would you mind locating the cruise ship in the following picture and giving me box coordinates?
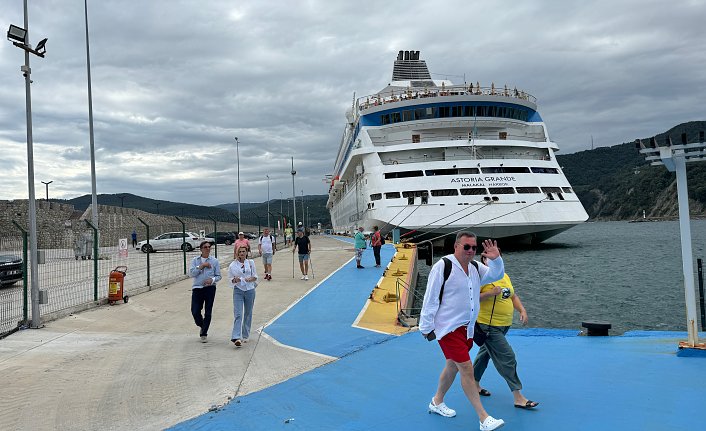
[327,51,589,246]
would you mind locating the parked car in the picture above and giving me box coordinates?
[0,255,23,287]
[136,231,215,253]
[243,232,258,240]
[206,231,236,245]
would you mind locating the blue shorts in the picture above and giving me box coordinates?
[298,253,310,262]
[262,253,273,265]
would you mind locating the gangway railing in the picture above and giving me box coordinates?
[395,276,424,327]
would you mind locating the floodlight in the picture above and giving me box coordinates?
[35,38,47,56]
[7,24,26,44]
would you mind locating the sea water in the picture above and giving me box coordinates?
[415,220,706,334]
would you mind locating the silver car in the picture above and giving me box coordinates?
[136,231,215,253]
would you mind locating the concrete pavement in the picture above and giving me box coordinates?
[0,235,354,431]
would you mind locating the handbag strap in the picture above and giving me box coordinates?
[488,283,497,326]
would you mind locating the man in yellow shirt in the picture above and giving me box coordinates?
[473,254,539,410]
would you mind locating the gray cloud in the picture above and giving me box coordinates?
[1,0,705,205]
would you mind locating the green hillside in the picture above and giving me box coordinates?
[61,193,330,228]
[558,121,706,220]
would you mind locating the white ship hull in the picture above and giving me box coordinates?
[327,51,588,245]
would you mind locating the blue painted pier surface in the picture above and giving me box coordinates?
[265,242,398,357]
[172,240,706,431]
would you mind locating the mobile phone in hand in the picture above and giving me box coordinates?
[425,330,436,341]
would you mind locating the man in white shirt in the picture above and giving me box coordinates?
[419,232,506,431]
[258,227,276,280]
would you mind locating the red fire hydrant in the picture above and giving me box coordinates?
[108,266,128,304]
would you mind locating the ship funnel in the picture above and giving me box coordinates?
[392,50,430,81]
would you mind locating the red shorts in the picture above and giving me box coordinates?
[438,325,473,363]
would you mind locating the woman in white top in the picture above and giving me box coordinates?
[228,246,258,347]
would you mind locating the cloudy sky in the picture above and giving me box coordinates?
[1,0,704,206]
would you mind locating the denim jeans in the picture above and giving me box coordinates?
[232,288,256,340]
[191,285,216,336]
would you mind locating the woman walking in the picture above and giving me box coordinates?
[228,246,258,347]
[474,253,539,409]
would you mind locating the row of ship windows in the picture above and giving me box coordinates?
[384,166,558,179]
[380,105,530,125]
[370,186,572,200]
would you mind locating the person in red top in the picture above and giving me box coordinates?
[233,232,250,258]
[371,225,383,268]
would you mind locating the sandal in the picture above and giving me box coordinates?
[479,388,491,397]
[514,400,539,409]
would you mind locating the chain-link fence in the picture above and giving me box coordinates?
[0,202,278,338]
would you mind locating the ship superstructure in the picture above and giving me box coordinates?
[327,50,588,245]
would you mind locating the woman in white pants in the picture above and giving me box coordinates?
[228,246,258,347]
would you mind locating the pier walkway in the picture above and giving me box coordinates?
[1,235,705,430]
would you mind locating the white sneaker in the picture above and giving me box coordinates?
[428,398,456,418]
[304,275,309,280]
[479,415,504,431]
[200,336,207,343]
[301,275,306,280]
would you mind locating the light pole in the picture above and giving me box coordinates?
[41,180,52,201]
[235,137,241,233]
[638,135,706,348]
[301,189,305,227]
[266,174,270,231]
[7,6,48,329]
[291,157,297,228]
[279,191,283,231]
[119,194,125,207]
[84,0,98,228]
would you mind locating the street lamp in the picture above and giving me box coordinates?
[155,202,160,214]
[301,189,305,227]
[41,180,52,201]
[7,4,48,329]
[291,157,297,228]
[266,174,270,231]
[235,137,241,233]
[84,0,98,229]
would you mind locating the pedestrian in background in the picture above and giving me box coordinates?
[293,229,311,280]
[189,241,221,343]
[233,232,250,258]
[131,230,137,248]
[258,227,276,281]
[354,226,367,268]
[371,225,382,268]
[228,246,258,347]
[285,224,294,246]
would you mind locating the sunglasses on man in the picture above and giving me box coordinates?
[462,244,477,251]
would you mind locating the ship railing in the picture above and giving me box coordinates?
[357,85,536,111]
[396,276,423,327]
[380,152,548,166]
[370,132,547,147]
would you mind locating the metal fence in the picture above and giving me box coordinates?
[0,216,260,338]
